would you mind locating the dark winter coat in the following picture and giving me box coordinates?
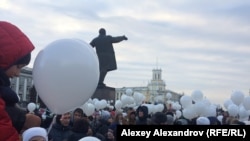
[48,123,71,141]
[135,105,149,125]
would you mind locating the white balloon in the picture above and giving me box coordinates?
[194,101,206,116]
[230,90,245,106]
[166,92,172,99]
[125,88,133,96]
[180,95,192,108]
[42,114,47,120]
[217,115,223,124]
[191,90,204,102]
[182,105,196,120]
[239,106,249,121]
[82,103,95,116]
[94,100,102,111]
[175,110,182,118]
[133,92,144,106]
[27,102,36,112]
[115,100,122,110]
[243,96,250,110]
[201,105,217,117]
[33,39,99,114]
[156,104,164,112]
[228,104,239,117]
[100,99,108,109]
[223,99,233,110]
[172,102,181,110]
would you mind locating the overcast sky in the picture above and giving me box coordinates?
[1,0,250,107]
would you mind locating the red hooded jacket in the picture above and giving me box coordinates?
[0,21,35,141]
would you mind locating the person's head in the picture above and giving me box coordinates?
[129,111,136,119]
[99,28,106,35]
[0,21,35,78]
[56,112,71,126]
[151,112,167,125]
[21,113,42,134]
[73,108,84,121]
[22,127,48,141]
[136,106,148,119]
[72,118,90,134]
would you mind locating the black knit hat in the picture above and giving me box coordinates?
[15,53,31,65]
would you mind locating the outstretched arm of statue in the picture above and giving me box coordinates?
[123,35,128,40]
[111,35,128,43]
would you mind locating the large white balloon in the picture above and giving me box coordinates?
[33,39,99,114]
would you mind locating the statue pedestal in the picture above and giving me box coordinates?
[91,86,116,102]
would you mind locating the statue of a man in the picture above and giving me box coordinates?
[90,28,128,88]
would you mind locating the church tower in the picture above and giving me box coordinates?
[147,68,166,102]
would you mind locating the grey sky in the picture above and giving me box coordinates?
[1,0,250,106]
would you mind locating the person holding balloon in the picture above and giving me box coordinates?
[0,21,35,141]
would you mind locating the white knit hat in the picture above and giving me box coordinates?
[79,136,101,141]
[196,116,210,125]
[22,127,48,141]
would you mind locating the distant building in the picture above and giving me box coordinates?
[10,67,34,107]
[115,68,183,104]
[11,67,183,108]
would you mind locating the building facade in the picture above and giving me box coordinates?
[12,67,183,108]
[115,68,183,104]
[10,67,34,107]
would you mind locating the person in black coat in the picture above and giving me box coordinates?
[48,112,72,141]
[67,118,90,141]
[90,28,128,88]
[135,105,149,125]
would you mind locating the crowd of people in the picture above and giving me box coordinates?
[12,103,250,141]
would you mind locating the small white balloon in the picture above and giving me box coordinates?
[231,90,245,106]
[191,90,204,102]
[243,96,250,110]
[42,114,46,120]
[228,104,239,117]
[176,110,182,118]
[125,88,133,96]
[82,103,95,116]
[166,92,172,99]
[115,100,122,110]
[223,99,233,110]
[27,102,36,113]
[180,95,192,108]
